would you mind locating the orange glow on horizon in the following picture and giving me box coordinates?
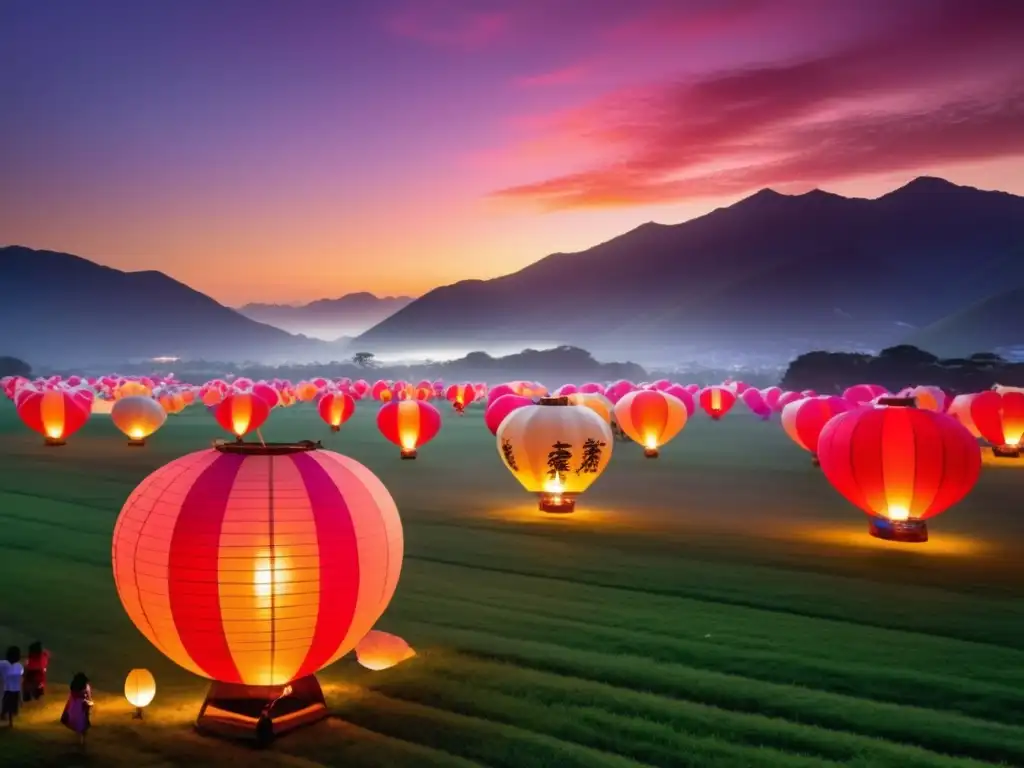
[10,163,1024,305]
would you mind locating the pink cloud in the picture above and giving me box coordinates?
[386,2,510,49]
[602,0,769,43]
[491,1,1024,209]
[514,64,589,88]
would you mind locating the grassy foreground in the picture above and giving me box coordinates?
[0,399,1023,767]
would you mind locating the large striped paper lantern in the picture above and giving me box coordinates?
[16,388,91,445]
[111,442,403,689]
[816,398,980,542]
[376,400,442,459]
[496,396,613,513]
[612,389,687,458]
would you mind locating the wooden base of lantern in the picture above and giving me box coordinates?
[196,675,327,747]
[44,437,66,447]
[133,706,145,719]
[400,449,417,460]
[810,455,820,467]
[643,447,659,458]
[127,439,146,447]
[330,425,340,433]
[869,517,928,543]
[539,493,576,514]
[992,444,1020,458]
[710,414,722,421]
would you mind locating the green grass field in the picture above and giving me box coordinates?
[1,399,1023,768]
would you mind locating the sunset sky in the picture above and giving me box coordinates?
[2,0,1023,305]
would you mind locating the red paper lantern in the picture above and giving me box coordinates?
[698,386,737,420]
[445,383,475,414]
[16,389,91,445]
[612,389,688,458]
[780,395,850,464]
[967,390,1024,457]
[816,398,981,542]
[214,393,270,438]
[376,400,442,459]
[318,392,355,432]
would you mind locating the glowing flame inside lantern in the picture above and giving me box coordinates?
[710,389,721,412]
[400,431,418,451]
[129,428,145,440]
[644,434,659,450]
[544,474,565,502]
[887,505,910,522]
[232,415,251,437]
[253,551,289,605]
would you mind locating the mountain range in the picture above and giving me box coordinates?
[0,246,350,366]
[2,176,1021,370]
[238,293,413,340]
[356,177,1024,365]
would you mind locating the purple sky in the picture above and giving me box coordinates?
[2,0,1023,304]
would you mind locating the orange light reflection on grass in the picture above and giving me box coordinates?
[785,522,990,557]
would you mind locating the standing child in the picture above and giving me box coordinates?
[23,641,50,702]
[61,672,94,745]
[0,646,24,726]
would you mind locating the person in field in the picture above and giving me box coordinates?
[0,646,24,726]
[22,641,51,702]
[61,672,94,745]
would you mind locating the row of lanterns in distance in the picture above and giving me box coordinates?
[487,383,1023,543]
[4,373,1023,542]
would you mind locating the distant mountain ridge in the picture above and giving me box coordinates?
[905,286,1024,357]
[238,293,413,339]
[356,177,1024,363]
[0,246,350,365]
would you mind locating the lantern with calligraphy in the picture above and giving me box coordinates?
[496,396,613,513]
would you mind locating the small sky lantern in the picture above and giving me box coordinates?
[496,396,613,513]
[213,392,271,439]
[966,390,1024,458]
[15,388,91,446]
[111,395,167,446]
[698,385,737,420]
[318,391,356,432]
[377,400,442,459]
[445,383,475,414]
[817,397,981,543]
[612,389,688,458]
[124,668,156,718]
[780,395,850,466]
[355,630,416,671]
